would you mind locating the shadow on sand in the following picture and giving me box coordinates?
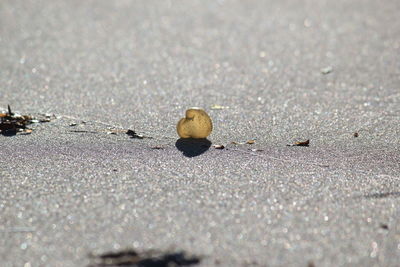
[175,138,211,157]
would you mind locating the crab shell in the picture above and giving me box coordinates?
[177,108,213,139]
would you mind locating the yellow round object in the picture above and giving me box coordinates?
[177,108,213,138]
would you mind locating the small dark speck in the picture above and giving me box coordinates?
[112,169,118,172]
[380,223,389,230]
[353,132,359,137]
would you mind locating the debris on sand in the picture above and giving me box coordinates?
[105,128,127,135]
[353,132,359,137]
[213,144,225,149]
[320,66,333,75]
[69,130,98,134]
[0,105,50,136]
[39,114,53,122]
[126,129,144,139]
[88,249,201,267]
[211,104,229,110]
[231,140,256,145]
[67,127,151,139]
[380,223,389,230]
[287,139,310,147]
